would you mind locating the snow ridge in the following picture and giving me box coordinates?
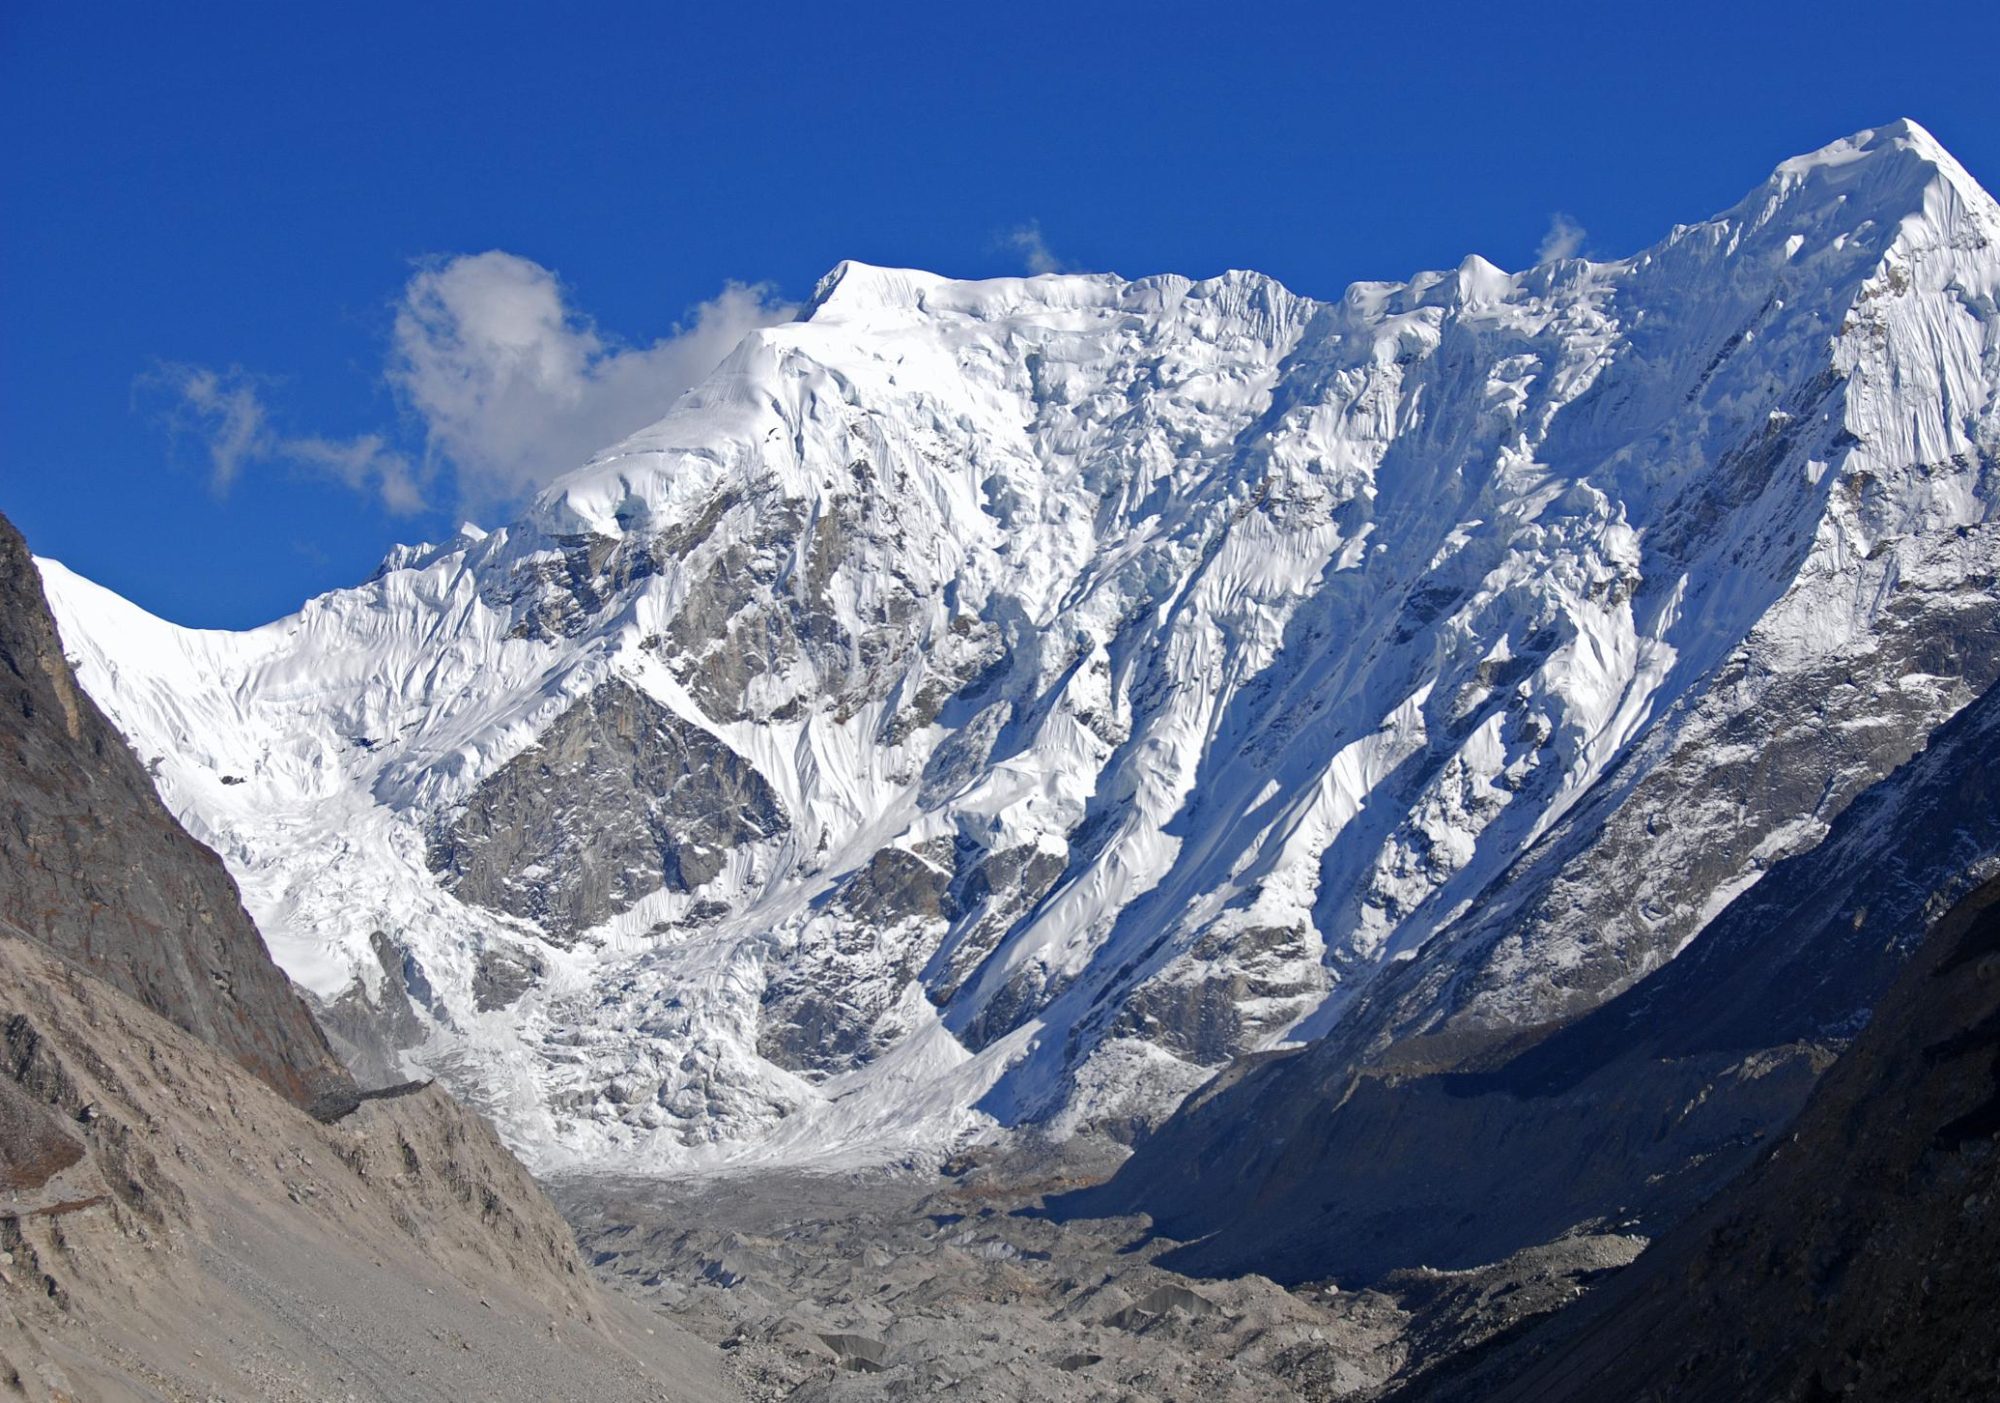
[41,121,2000,1172]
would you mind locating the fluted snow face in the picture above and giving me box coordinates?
[42,122,2000,1170]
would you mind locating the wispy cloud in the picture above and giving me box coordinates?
[389,252,795,513]
[146,254,794,522]
[285,432,428,515]
[165,364,270,491]
[1000,220,1065,275]
[1536,212,1587,263]
[150,364,429,515]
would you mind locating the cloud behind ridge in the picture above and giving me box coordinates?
[1536,212,1587,263]
[1000,221,1065,275]
[149,254,794,522]
[389,253,794,513]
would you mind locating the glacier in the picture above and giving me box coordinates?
[38,119,2000,1173]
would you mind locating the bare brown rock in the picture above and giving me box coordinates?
[0,511,350,1110]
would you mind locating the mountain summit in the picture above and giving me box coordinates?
[39,122,2000,1173]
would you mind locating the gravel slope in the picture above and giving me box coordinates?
[0,931,737,1402]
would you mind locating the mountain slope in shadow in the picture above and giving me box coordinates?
[1400,872,2000,1402]
[1054,672,2000,1286]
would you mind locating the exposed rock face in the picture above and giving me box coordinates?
[0,1076,82,1194]
[429,678,788,941]
[312,929,433,1088]
[1060,671,2000,1284]
[1422,874,2000,1403]
[474,941,548,1011]
[760,841,958,1076]
[1112,923,1323,1066]
[0,511,350,1109]
[924,842,1066,1008]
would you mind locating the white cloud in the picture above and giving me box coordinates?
[168,364,270,491]
[1001,221,1064,275]
[285,433,429,515]
[154,364,429,515]
[388,252,794,512]
[148,255,793,521]
[1537,212,1587,263]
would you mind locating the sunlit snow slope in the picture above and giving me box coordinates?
[42,121,2000,1172]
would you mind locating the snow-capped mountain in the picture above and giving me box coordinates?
[40,120,2000,1173]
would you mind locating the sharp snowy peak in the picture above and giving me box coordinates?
[42,121,2000,1171]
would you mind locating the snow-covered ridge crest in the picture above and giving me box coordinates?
[40,120,2000,1172]
[532,259,1315,542]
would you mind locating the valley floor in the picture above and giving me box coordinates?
[553,1140,1644,1403]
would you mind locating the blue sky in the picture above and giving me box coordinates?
[4,0,1997,626]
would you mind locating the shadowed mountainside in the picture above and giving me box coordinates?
[1,511,351,1110]
[1397,873,2000,1402]
[1054,672,2000,1285]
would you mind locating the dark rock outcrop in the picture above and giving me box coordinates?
[0,1075,83,1194]
[428,678,787,941]
[474,941,547,1011]
[0,511,350,1109]
[924,840,1067,1008]
[1112,923,1323,1066]
[758,842,957,1076]
[311,929,433,1088]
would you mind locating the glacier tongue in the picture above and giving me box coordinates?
[39,120,2000,1172]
